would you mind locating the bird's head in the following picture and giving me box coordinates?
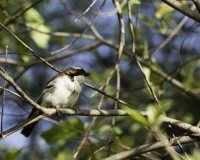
[64,66,90,83]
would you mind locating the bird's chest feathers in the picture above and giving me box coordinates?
[42,76,82,108]
[55,76,82,94]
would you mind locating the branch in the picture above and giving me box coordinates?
[1,108,200,139]
[162,0,200,23]
[0,48,200,141]
[102,135,200,160]
[19,22,96,40]
[100,38,200,101]
[1,65,200,136]
[0,0,43,31]
[0,67,54,114]
[192,0,200,13]
[83,82,137,109]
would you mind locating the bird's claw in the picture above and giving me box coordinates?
[55,106,62,116]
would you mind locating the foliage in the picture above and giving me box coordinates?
[0,0,200,160]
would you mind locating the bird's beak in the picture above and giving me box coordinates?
[84,72,90,77]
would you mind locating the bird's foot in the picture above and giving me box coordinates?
[55,106,62,116]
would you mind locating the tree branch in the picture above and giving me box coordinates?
[162,0,200,23]
[102,135,200,160]
[0,67,53,114]
[1,108,200,140]
[100,38,200,101]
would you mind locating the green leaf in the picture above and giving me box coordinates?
[114,126,122,135]
[130,0,140,5]
[143,58,165,95]
[96,124,122,135]
[183,148,200,160]
[20,55,31,63]
[146,104,164,126]
[61,117,84,131]
[42,117,84,144]
[30,26,51,49]
[98,124,111,133]
[130,122,142,133]
[155,3,174,19]
[123,106,149,126]
[89,68,113,85]
[41,125,78,144]
[138,15,158,28]
[24,8,51,49]
[24,7,44,23]
[3,149,22,160]
[160,19,168,34]
[182,113,194,124]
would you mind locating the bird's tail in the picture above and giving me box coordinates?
[21,121,39,137]
[21,108,41,137]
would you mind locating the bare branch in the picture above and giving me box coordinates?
[0,23,60,73]
[74,0,97,23]
[192,0,200,13]
[151,4,196,54]
[162,0,200,23]
[0,0,43,31]
[83,82,138,110]
[0,67,53,114]
[1,108,200,141]
[52,0,105,54]
[107,0,125,156]
[102,135,200,160]
[100,38,200,101]
[1,45,8,137]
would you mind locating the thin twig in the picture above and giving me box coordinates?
[0,0,43,31]
[70,1,107,159]
[0,87,22,99]
[98,35,200,100]
[71,117,97,160]
[107,0,124,156]
[161,0,200,23]
[74,0,97,23]
[107,65,121,157]
[84,68,117,159]
[1,46,8,137]
[192,0,200,13]
[102,135,200,160]
[83,82,138,110]
[151,4,196,55]
[0,23,60,73]
[52,0,104,54]
[0,67,52,113]
[128,1,184,159]
[19,22,96,40]
[59,0,104,41]
[88,146,107,160]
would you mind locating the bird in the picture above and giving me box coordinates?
[21,66,90,137]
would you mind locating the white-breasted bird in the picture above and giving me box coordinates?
[21,66,90,137]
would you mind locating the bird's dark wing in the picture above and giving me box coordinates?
[21,108,42,137]
[21,71,65,137]
[36,74,59,104]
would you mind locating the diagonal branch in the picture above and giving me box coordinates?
[102,135,200,160]
[99,38,200,101]
[162,0,200,23]
[0,67,53,114]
